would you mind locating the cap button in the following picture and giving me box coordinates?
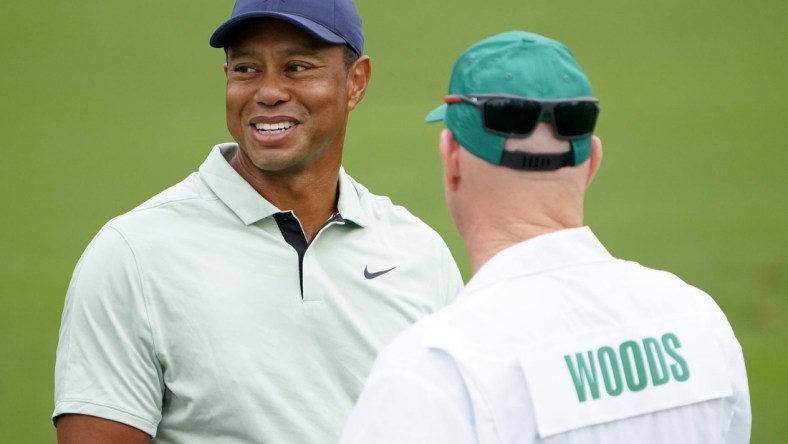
[505,73,513,81]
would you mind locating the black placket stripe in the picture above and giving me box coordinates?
[273,212,309,297]
[273,211,345,299]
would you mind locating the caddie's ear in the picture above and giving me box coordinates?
[585,135,603,188]
[347,55,371,110]
[439,129,461,192]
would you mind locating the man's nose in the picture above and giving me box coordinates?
[254,72,291,106]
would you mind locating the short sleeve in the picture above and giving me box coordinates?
[53,224,162,437]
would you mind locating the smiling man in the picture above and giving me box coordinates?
[52,1,463,443]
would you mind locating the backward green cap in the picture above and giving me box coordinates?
[425,31,594,166]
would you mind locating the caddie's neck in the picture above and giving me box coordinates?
[460,186,586,274]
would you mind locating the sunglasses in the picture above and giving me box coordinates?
[444,94,600,140]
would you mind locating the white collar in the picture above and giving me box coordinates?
[464,227,613,294]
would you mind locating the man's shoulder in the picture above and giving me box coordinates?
[132,172,212,210]
[345,173,436,231]
[106,172,217,233]
[613,259,722,309]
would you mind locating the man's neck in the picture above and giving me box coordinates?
[231,154,340,242]
[463,206,583,274]
[263,176,340,242]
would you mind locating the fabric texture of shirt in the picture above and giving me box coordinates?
[53,144,464,443]
[339,227,750,444]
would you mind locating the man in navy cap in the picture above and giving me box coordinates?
[53,1,463,442]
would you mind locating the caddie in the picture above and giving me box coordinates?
[339,30,751,443]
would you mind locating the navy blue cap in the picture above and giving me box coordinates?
[209,0,364,56]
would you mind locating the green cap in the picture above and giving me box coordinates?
[426,31,594,167]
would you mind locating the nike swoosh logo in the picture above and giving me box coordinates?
[364,265,397,280]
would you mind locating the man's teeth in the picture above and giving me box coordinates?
[255,122,295,134]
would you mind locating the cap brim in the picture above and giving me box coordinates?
[425,104,447,123]
[210,12,346,49]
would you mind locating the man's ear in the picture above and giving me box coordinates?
[439,129,462,192]
[347,55,371,110]
[585,135,603,187]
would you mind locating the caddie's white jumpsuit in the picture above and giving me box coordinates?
[340,227,750,443]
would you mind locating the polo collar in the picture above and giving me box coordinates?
[199,144,368,227]
[335,166,368,227]
[464,227,613,293]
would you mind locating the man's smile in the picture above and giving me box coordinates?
[255,121,296,135]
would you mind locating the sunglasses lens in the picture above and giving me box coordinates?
[483,98,541,135]
[554,101,599,137]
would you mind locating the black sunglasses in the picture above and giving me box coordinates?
[444,94,600,140]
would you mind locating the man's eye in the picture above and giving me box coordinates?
[234,66,256,73]
[287,64,309,73]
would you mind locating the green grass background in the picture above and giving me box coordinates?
[1,0,786,442]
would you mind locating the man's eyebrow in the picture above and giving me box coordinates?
[281,47,323,58]
[227,48,256,60]
[227,46,325,61]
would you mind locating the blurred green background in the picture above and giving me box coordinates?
[1,0,785,442]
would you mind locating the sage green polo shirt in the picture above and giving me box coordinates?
[54,143,464,443]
